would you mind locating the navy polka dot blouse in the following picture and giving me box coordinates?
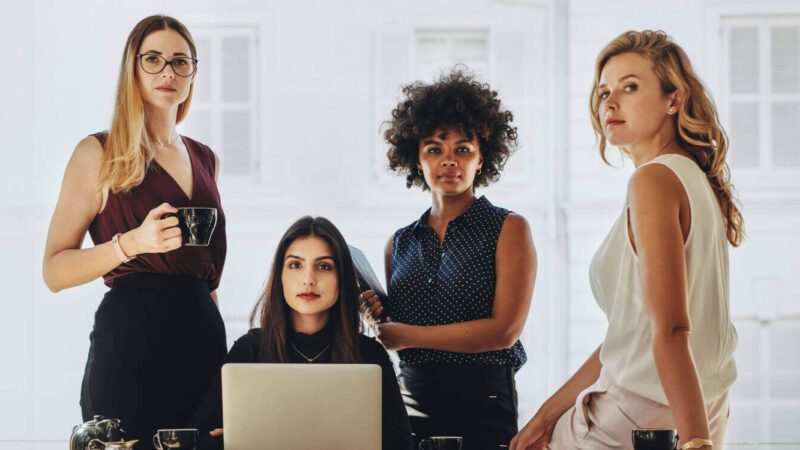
[387,195,527,370]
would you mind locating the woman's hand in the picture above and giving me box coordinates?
[124,202,182,255]
[359,290,384,324]
[209,428,223,437]
[375,319,411,351]
[509,412,558,450]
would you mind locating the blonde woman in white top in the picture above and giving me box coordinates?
[511,30,743,450]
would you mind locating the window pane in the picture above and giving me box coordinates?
[493,31,525,99]
[179,109,212,148]
[772,26,800,93]
[222,36,251,103]
[415,29,489,80]
[729,101,760,167]
[771,405,800,441]
[727,406,762,443]
[378,32,411,98]
[193,36,211,103]
[222,110,251,174]
[730,27,760,94]
[772,102,800,167]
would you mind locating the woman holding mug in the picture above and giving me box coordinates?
[510,30,740,450]
[42,15,227,449]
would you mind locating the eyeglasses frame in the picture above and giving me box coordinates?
[136,53,198,77]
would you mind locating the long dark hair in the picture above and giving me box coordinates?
[249,216,363,363]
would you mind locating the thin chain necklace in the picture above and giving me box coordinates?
[655,139,677,158]
[289,342,330,363]
[634,139,677,166]
[152,132,180,148]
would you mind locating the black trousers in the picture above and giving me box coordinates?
[401,365,518,450]
[80,273,227,450]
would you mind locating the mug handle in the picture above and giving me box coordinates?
[152,433,162,450]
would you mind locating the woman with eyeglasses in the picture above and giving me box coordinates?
[42,15,226,449]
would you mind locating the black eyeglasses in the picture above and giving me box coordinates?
[137,53,198,77]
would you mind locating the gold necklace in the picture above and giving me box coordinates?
[289,342,330,363]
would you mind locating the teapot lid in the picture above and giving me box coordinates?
[90,439,138,449]
[82,415,120,428]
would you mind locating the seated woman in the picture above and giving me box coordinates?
[191,216,412,450]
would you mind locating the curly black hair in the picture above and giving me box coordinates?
[383,68,518,190]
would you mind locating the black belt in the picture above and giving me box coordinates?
[401,364,513,382]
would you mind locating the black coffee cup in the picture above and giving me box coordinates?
[166,207,217,246]
[419,436,463,450]
[632,428,679,449]
[152,428,199,450]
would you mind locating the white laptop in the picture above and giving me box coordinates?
[222,363,382,450]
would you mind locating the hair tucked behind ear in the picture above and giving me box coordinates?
[590,30,744,246]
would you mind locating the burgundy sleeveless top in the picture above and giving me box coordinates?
[88,132,227,291]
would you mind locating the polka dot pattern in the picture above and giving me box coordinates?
[387,195,527,370]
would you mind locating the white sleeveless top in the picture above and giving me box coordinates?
[589,154,738,405]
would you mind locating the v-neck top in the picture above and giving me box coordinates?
[88,131,227,291]
[387,195,527,370]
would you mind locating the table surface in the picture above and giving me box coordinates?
[725,445,800,449]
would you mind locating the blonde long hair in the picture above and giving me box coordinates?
[99,15,196,194]
[590,30,744,247]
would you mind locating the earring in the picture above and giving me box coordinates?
[417,169,423,176]
[476,169,482,175]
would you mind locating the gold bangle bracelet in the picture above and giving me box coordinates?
[679,438,713,449]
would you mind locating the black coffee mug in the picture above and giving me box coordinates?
[166,207,217,246]
[632,428,679,450]
[418,436,463,450]
[152,428,199,450]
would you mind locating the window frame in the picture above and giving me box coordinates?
[707,3,800,199]
[180,13,287,208]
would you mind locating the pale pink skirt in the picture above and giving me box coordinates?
[547,370,729,450]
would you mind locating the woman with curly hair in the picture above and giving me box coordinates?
[361,69,537,449]
[510,30,741,450]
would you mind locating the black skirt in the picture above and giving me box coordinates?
[401,364,518,450]
[80,273,227,450]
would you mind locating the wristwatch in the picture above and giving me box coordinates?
[111,233,135,264]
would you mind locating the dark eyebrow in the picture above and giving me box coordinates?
[455,139,473,145]
[284,255,335,262]
[421,138,442,146]
[598,74,640,89]
[139,50,191,57]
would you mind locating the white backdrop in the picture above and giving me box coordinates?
[1,0,799,447]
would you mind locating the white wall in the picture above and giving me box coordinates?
[1,0,798,447]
